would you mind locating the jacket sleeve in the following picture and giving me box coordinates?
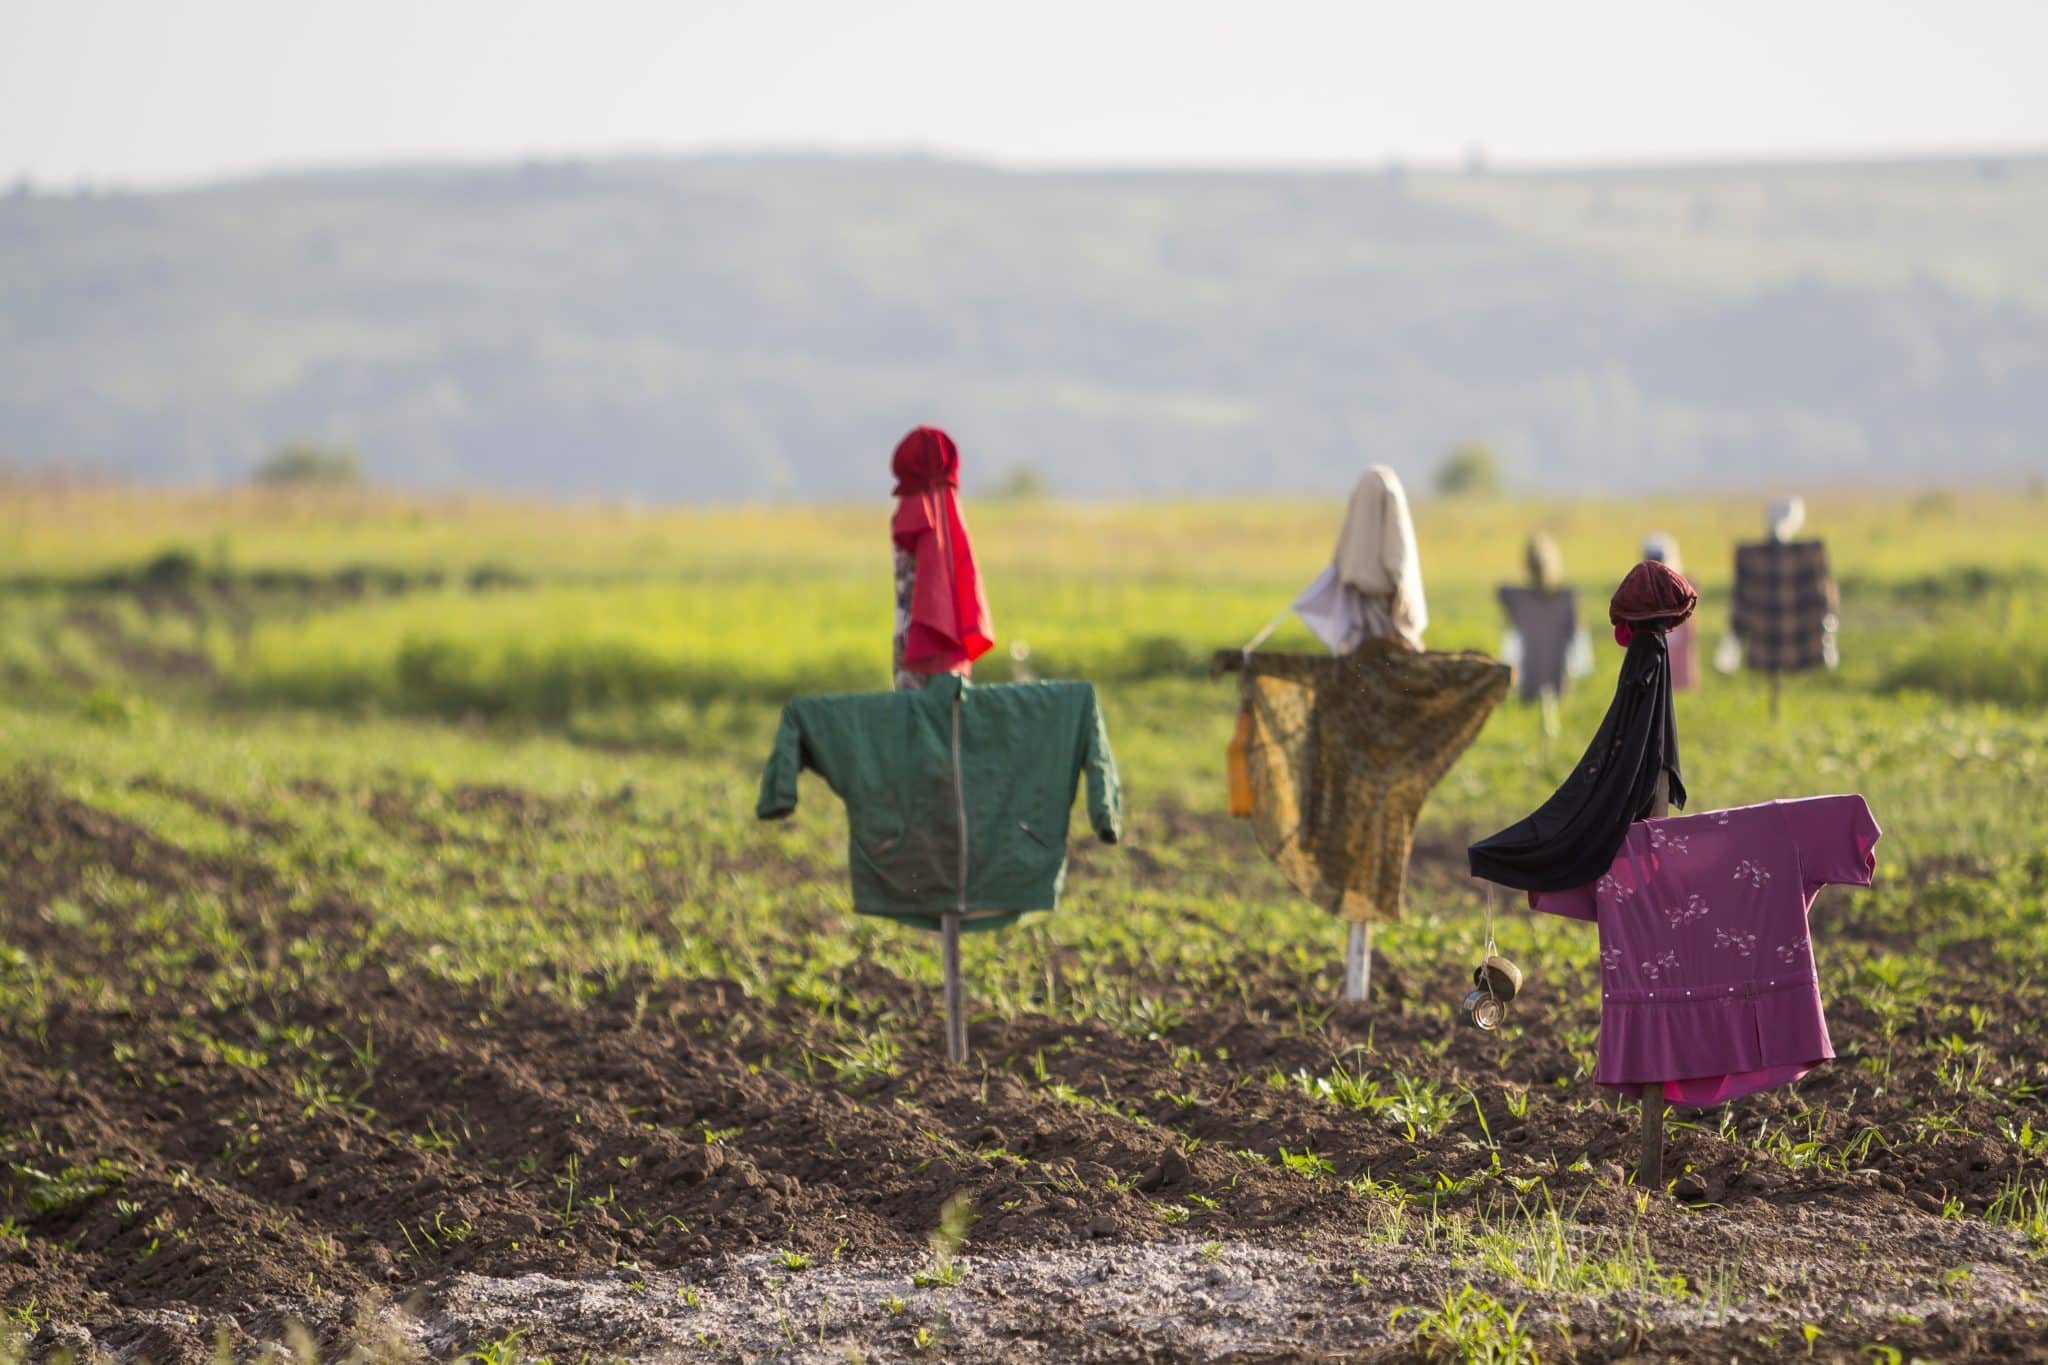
[1081,688,1122,844]
[755,703,805,820]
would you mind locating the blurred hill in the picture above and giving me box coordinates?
[1,153,2043,498]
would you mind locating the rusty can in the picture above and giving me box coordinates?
[1473,955,1523,1004]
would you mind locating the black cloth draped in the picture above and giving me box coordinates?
[1467,628,1684,893]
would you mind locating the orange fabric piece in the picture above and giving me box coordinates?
[1226,707,1256,818]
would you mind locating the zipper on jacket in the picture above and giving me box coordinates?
[951,687,969,915]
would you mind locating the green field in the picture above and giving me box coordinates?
[1,485,2045,1362]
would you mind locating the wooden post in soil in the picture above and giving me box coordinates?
[1343,922,1371,1002]
[1768,669,1782,721]
[942,912,967,1063]
[1638,770,1671,1188]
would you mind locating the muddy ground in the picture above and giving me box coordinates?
[2,775,2046,1361]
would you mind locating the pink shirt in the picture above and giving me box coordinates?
[1530,795,1880,1106]
[1667,617,1700,691]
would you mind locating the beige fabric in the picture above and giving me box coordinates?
[1525,531,1565,592]
[1330,466,1428,651]
[1240,642,1510,924]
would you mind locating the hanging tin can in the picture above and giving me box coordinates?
[1473,955,1524,1003]
[1461,987,1507,1030]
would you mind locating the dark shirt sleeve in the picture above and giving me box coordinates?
[755,704,806,821]
[1081,688,1122,844]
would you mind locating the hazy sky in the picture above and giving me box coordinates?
[4,0,2044,187]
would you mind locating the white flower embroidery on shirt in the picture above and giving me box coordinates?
[1601,946,1624,974]
[1731,859,1772,888]
[1649,825,1690,855]
[1640,949,1680,981]
[1597,873,1636,900]
[1775,938,1808,964]
[1714,928,1759,956]
[1664,894,1710,929]
[1712,811,1733,825]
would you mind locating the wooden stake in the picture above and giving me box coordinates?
[1639,1084,1666,1187]
[1343,921,1370,1002]
[942,912,967,1063]
[1768,669,1782,721]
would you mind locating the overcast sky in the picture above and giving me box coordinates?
[4,0,2044,187]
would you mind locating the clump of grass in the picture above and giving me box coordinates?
[1290,1063,1464,1140]
[832,1035,901,1086]
[1470,1192,1685,1296]
[8,1159,126,1215]
[1987,1174,2048,1251]
[1278,1148,1335,1180]
[1383,1074,1461,1141]
[911,1192,974,1290]
[457,1329,532,1365]
[1390,1285,1537,1364]
[1292,1061,1382,1110]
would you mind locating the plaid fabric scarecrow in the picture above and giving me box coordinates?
[1732,540,1837,674]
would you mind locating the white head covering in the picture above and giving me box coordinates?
[1767,497,1806,543]
[1525,531,1565,592]
[1331,465,1428,650]
[1641,531,1683,574]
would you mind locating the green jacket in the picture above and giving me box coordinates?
[756,675,1121,931]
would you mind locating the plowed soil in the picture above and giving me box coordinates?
[3,775,2045,1362]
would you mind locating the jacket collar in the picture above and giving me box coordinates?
[914,673,970,704]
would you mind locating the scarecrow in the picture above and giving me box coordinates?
[1495,531,1590,736]
[1729,498,1838,716]
[759,427,1121,1062]
[1222,467,1510,1000]
[1470,559,1880,1185]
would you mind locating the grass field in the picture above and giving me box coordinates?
[1,485,2045,1362]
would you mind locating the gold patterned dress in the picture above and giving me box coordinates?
[1239,641,1510,923]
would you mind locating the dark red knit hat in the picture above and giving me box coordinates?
[1609,560,1698,632]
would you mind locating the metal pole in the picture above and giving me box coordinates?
[1343,921,1370,1002]
[945,688,970,1064]
[942,912,966,1063]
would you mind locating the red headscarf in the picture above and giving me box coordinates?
[891,426,994,674]
[1609,560,1698,646]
